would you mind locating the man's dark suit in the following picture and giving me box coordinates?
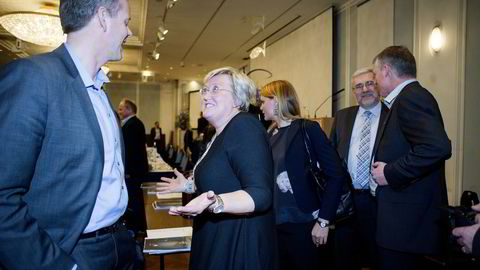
[331,104,389,167]
[0,45,121,269]
[330,103,388,270]
[373,82,451,257]
[122,116,149,232]
[122,116,149,178]
[150,126,165,156]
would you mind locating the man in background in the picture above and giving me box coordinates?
[330,67,388,270]
[0,0,136,269]
[118,98,149,179]
[118,98,149,233]
[371,46,451,270]
[150,121,165,155]
[197,111,209,135]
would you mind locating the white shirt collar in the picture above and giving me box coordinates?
[121,114,135,126]
[64,42,110,91]
[383,79,417,108]
[358,101,381,118]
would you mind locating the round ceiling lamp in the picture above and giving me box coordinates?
[0,8,66,47]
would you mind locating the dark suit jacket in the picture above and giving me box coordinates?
[150,126,162,141]
[330,103,389,169]
[283,119,347,221]
[122,116,149,178]
[372,81,451,254]
[0,45,123,269]
[474,229,480,257]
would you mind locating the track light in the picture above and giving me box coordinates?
[157,32,165,41]
[158,25,168,35]
[152,51,160,60]
[167,0,178,9]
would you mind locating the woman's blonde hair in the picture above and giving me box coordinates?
[261,80,301,122]
[204,66,256,111]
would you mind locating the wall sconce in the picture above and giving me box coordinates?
[429,26,444,53]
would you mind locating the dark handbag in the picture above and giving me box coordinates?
[301,120,355,223]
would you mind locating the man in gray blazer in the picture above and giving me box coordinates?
[330,67,388,270]
[0,0,136,269]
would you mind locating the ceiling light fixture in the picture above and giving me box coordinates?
[167,0,178,9]
[152,51,160,60]
[158,25,168,35]
[157,32,165,41]
[251,15,265,35]
[250,41,266,59]
[0,7,66,47]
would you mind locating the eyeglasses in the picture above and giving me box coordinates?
[353,80,376,92]
[199,86,232,96]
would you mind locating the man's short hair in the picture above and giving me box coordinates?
[60,0,122,34]
[351,67,374,84]
[122,99,137,114]
[373,46,417,78]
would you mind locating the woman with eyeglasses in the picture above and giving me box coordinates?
[158,67,276,270]
[259,80,346,270]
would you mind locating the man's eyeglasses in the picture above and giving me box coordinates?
[200,86,232,96]
[353,80,376,92]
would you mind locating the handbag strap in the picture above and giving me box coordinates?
[301,120,316,167]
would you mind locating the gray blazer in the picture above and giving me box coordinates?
[0,45,123,269]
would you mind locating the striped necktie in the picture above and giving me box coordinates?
[355,111,373,189]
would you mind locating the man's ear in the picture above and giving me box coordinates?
[96,6,109,32]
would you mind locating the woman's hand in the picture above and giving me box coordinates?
[169,191,217,217]
[157,169,188,193]
[311,222,329,247]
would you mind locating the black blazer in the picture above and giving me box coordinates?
[150,126,162,141]
[283,119,347,221]
[122,116,149,178]
[330,103,389,169]
[372,81,452,254]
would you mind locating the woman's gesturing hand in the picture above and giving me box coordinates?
[157,169,188,193]
[169,191,217,217]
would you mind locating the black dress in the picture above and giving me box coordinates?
[189,112,276,270]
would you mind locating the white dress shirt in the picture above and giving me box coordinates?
[347,102,382,190]
[383,79,417,108]
[65,43,128,233]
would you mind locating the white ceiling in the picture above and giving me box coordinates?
[0,0,349,82]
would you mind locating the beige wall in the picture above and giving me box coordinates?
[251,8,333,118]
[414,0,465,204]
[462,0,480,196]
[356,0,394,69]
[107,81,177,145]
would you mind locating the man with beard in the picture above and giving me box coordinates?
[330,67,388,270]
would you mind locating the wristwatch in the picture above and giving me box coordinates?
[317,218,329,228]
[210,195,224,214]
